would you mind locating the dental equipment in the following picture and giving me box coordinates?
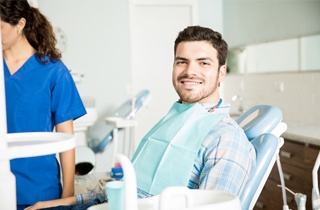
[277,185,307,210]
[87,154,242,210]
[231,94,244,114]
[87,89,151,154]
[312,151,320,209]
[75,145,96,175]
[105,117,136,168]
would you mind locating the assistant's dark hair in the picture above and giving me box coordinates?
[0,0,61,63]
[174,26,228,67]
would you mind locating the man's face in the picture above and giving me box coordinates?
[172,41,226,104]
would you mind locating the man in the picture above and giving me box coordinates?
[25,26,256,210]
[132,25,256,197]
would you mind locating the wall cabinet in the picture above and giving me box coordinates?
[223,1,320,48]
[254,139,320,210]
[227,34,320,74]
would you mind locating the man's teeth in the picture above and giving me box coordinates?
[184,82,199,84]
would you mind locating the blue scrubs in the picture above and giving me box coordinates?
[3,54,87,207]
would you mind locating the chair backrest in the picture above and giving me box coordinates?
[240,133,279,210]
[236,105,287,210]
[87,90,150,153]
[236,105,283,140]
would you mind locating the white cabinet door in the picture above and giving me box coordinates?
[129,0,198,147]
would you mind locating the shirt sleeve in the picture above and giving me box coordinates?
[188,119,256,196]
[51,65,87,125]
[76,190,106,204]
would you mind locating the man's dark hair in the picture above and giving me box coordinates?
[174,26,228,67]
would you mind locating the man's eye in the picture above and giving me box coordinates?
[176,61,186,65]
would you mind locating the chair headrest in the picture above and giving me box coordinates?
[236,105,283,140]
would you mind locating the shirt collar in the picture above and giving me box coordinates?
[202,102,231,114]
[176,99,230,114]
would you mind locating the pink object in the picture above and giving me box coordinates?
[115,162,122,168]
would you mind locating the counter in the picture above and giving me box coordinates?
[282,122,320,146]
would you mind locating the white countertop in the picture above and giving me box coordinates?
[230,114,320,146]
[282,122,320,146]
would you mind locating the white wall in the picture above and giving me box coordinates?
[198,0,223,33]
[223,72,320,127]
[38,0,132,120]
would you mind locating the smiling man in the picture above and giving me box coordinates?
[132,25,256,198]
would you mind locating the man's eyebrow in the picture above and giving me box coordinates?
[174,57,214,62]
[174,57,188,61]
[197,57,214,62]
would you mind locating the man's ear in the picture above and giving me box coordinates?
[218,65,227,84]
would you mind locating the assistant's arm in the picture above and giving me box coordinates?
[24,196,76,210]
[56,120,76,198]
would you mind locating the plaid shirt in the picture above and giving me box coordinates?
[75,190,106,204]
[187,104,256,196]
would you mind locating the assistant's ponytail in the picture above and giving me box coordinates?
[26,7,62,63]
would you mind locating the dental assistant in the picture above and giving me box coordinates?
[0,0,86,209]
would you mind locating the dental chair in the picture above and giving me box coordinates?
[87,89,151,153]
[86,104,288,210]
[74,90,150,175]
[236,105,288,210]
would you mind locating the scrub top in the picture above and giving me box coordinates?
[3,54,87,206]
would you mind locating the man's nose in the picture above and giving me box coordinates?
[185,62,198,75]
